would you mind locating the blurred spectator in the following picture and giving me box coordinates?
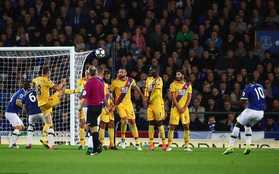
[189,98,206,124]
[205,116,222,132]
[221,112,236,131]
[189,112,205,131]
[261,116,279,131]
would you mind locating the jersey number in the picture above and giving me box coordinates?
[29,93,37,102]
[37,84,42,96]
[254,87,264,100]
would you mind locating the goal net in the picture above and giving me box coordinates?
[0,47,92,145]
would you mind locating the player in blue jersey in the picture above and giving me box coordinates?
[5,82,31,148]
[22,85,46,149]
[222,73,265,155]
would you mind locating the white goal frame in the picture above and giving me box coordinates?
[0,47,89,145]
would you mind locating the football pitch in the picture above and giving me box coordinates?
[0,145,278,174]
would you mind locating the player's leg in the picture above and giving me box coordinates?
[5,112,25,148]
[243,126,252,155]
[86,106,102,155]
[116,105,128,149]
[147,107,155,151]
[155,106,167,151]
[167,108,179,151]
[243,110,263,155]
[181,111,192,151]
[108,120,117,149]
[223,109,248,155]
[47,113,56,150]
[126,106,141,151]
[78,108,86,150]
[40,108,52,149]
[99,121,106,145]
[26,115,37,149]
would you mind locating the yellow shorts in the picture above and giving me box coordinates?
[147,104,164,121]
[116,104,135,119]
[169,107,190,125]
[39,92,60,116]
[100,108,114,123]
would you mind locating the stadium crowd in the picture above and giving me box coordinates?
[0,0,279,132]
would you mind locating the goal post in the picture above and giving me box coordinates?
[0,47,92,146]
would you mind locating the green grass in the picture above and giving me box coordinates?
[0,145,279,174]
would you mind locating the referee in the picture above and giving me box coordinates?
[79,65,104,155]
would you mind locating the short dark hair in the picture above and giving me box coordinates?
[42,66,50,75]
[176,69,185,76]
[246,73,254,83]
[104,69,111,75]
[23,81,31,90]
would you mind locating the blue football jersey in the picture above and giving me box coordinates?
[22,89,42,115]
[241,83,265,111]
[6,89,25,114]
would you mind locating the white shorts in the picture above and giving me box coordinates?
[5,112,24,127]
[29,113,46,125]
[237,108,264,126]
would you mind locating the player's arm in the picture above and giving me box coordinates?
[52,78,65,91]
[149,89,160,103]
[133,80,147,100]
[78,98,87,111]
[170,92,182,111]
[182,93,192,111]
[223,91,246,106]
[16,99,23,108]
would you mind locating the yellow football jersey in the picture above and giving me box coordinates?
[33,76,55,107]
[169,81,192,107]
[145,76,163,106]
[77,77,87,93]
[104,82,112,105]
[110,77,135,106]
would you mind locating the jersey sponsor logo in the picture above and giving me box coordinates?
[116,77,133,105]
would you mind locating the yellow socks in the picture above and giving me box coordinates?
[158,125,166,145]
[108,128,114,147]
[79,128,85,146]
[168,130,174,147]
[121,120,128,140]
[184,130,190,147]
[42,124,51,137]
[148,125,154,145]
[99,128,105,144]
[131,124,139,145]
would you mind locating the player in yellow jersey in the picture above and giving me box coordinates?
[166,69,192,152]
[33,66,77,150]
[145,66,167,151]
[110,67,147,151]
[99,69,118,150]
[77,68,89,150]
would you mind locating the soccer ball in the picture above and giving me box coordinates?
[95,48,105,58]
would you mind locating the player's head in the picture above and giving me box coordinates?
[175,69,185,81]
[149,66,159,78]
[118,67,127,78]
[96,65,104,78]
[42,66,50,76]
[23,81,31,91]
[88,65,96,77]
[246,73,254,83]
[103,69,111,83]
